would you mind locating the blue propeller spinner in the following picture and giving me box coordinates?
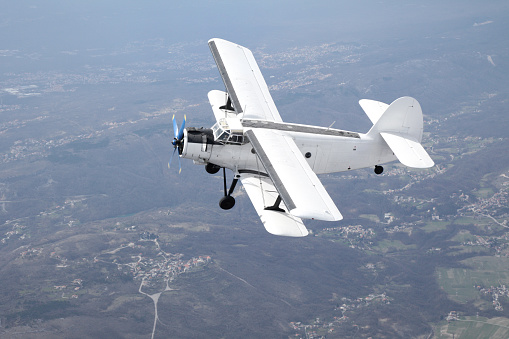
[169,114,186,173]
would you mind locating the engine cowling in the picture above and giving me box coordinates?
[180,127,214,162]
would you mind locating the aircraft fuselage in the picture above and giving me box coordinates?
[180,121,396,176]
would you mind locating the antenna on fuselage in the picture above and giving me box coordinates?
[327,121,336,130]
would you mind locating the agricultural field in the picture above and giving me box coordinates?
[434,316,509,339]
[437,256,509,305]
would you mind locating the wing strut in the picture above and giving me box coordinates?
[220,96,234,111]
[264,195,284,213]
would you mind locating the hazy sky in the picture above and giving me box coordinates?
[2,0,508,53]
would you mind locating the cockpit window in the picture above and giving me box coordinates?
[212,120,245,145]
[217,130,230,142]
[212,122,230,142]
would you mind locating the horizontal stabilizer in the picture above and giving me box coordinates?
[359,99,389,124]
[381,132,434,168]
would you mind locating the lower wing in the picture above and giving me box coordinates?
[245,128,342,221]
[240,173,309,237]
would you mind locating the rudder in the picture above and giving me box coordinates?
[367,96,423,142]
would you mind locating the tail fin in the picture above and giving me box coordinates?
[366,97,434,168]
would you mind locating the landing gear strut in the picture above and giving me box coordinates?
[374,165,384,175]
[219,168,238,210]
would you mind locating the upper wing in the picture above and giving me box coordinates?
[240,174,308,237]
[245,128,342,221]
[208,38,282,122]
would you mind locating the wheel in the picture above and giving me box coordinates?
[374,165,383,175]
[219,195,235,210]
[205,163,221,174]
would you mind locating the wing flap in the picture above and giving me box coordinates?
[208,38,282,122]
[241,175,308,237]
[245,128,342,221]
[381,132,434,168]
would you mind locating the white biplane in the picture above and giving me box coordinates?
[170,38,434,237]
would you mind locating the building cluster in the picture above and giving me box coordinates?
[290,293,391,338]
[475,284,509,311]
[139,231,158,240]
[54,277,84,299]
[96,238,212,286]
[392,195,417,204]
[336,293,391,313]
[384,213,395,224]
[446,311,459,321]
[385,224,412,234]
[319,225,374,249]
[19,247,43,259]
[426,247,442,254]
[129,254,211,283]
[321,225,374,239]
[1,129,100,165]
[463,189,508,217]
[383,165,445,195]
[290,316,348,339]
[1,222,28,244]
[457,175,509,224]
[462,233,509,257]
[50,251,70,268]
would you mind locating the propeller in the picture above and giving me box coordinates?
[169,114,186,173]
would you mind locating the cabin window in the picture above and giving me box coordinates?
[228,134,244,144]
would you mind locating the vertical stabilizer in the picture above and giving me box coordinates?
[367,96,423,141]
[367,97,434,168]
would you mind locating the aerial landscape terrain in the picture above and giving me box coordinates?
[1,1,509,338]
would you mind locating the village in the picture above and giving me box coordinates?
[289,293,391,338]
[475,284,509,312]
[94,233,211,288]
[317,224,375,250]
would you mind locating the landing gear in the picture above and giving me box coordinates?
[219,167,239,210]
[374,165,384,175]
[205,163,221,174]
[219,195,235,210]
